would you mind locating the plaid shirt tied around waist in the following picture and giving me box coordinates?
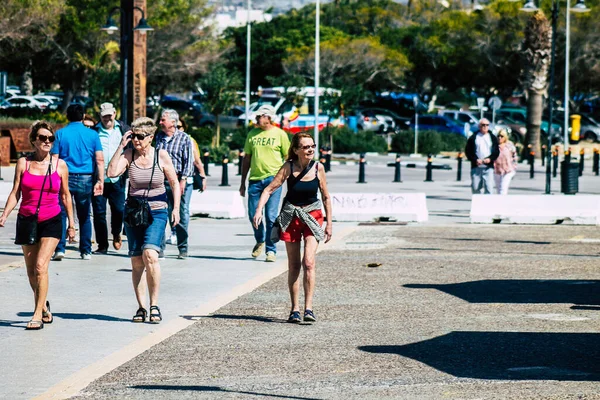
[277,200,325,242]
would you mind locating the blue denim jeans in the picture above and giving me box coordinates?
[161,181,193,253]
[247,176,282,254]
[91,176,125,249]
[57,174,93,255]
[125,208,168,256]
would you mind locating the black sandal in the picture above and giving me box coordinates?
[132,307,147,323]
[149,306,162,324]
[42,300,53,324]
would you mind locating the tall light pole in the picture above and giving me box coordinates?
[314,0,320,156]
[245,0,251,129]
[101,0,153,124]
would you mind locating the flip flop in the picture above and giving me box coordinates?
[25,320,44,330]
[42,300,53,324]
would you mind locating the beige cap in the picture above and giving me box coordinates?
[100,102,116,116]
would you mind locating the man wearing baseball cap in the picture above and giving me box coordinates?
[90,102,130,254]
[239,104,290,262]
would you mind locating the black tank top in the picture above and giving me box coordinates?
[286,161,319,206]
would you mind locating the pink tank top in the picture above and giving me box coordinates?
[19,158,62,222]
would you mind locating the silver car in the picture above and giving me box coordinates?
[355,108,395,133]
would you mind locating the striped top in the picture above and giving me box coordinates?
[128,151,168,210]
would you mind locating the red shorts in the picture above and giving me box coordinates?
[281,209,324,243]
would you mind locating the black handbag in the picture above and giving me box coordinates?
[192,166,204,192]
[15,162,51,245]
[124,149,157,228]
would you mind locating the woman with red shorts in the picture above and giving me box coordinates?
[253,133,333,323]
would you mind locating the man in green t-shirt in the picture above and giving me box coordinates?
[239,104,290,262]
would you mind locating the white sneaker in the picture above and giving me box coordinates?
[52,251,65,261]
[265,251,276,262]
[81,253,92,260]
[166,234,177,245]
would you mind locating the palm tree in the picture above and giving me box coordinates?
[520,11,552,159]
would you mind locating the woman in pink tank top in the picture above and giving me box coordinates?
[0,121,76,330]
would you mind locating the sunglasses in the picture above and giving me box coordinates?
[177,125,183,129]
[480,124,490,127]
[131,133,152,141]
[37,134,55,143]
[300,144,317,150]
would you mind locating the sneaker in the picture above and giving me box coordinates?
[251,242,265,258]
[52,251,65,261]
[265,251,276,262]
[166,234,177,245]
[303,309,317,322]
[158,250,165,260]
[92,247,108,255]
[287,311,301,323]
[81,253,92,260]
[177,251,188,260]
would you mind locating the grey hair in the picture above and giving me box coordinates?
[131,117,157,136]
[161,109,179,125]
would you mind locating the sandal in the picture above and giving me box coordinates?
[149,306,162,324]
[132,307,147,323]
[42,300,53,324]
[303,309,317,322]
[26,320,44,330]
[287,311,301,323]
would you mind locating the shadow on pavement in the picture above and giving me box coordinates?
[398,247,600,258]
[130,385,322,399]
[404,279,600,305]
[0,251,24,257]
[181,314,282,323]
[0,319,26,328]
[359,331,600,381]
[17,312,130,322]
[189,255,255,261]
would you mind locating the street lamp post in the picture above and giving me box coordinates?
[101,0,153,124]
[314,0,321,157]
[245,0,251,130]
[519,0,590,194]
[412,95,419,157]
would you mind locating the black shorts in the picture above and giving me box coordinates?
[36,213,63,241]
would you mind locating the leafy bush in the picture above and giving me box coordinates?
[391,130,466,155]
[330,126,388,153]
[187,125,214,148]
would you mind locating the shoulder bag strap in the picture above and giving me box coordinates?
[145,147,157,198]
[35,163,51,215]
[288,160,315,191]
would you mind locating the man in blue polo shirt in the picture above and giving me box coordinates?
[52,104,104,260]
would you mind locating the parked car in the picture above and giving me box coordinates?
[354,108,396,133]
[33,95,60,110]
[358,107,410,132]
[160,98,215,127]
[554,112,600,143]
[407,114,468,136]
[70,95,94,109]
[5,95,49,111]
[496,107,562,141]
[485,112,527,143]
[442,109,513,137]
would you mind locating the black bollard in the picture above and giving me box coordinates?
[593,149,599,176]
[393,153,402,183]
[325,146,332,172]
[565,149,571,164]
[424,154,433,182]
[0,150,3,181]
[357,153,366,183]
[202,148,210,177]
[578,149,585,176]
[237,149,244,176]
[456,152,463,182]
[529,151,535,179]
[541,145,546,167]
[552,150,558,178]
[219,153,230,187]
[319,147,327,168]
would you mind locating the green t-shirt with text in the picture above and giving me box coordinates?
[244,126,290,180]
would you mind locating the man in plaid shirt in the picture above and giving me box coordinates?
[155,109,194,259]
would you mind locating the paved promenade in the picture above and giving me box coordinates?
[0,156,599,399]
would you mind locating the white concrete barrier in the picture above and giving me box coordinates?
[189,190,246,219]
[331,193,428,222]
[470,194,600,225]
[0,182,14,207]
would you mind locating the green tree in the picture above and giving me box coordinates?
[198,64,243,146]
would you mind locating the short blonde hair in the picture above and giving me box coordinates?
[131,117,157,136]
[498,129,508,138]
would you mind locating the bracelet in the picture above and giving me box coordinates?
[68,226,75,230]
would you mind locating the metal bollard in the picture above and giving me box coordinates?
[319,147,327,168]
[393,153,402,183]
[219,153,230,187]
[593,148,599,176]
[565,148,571,164]
[456,152,463,181]
[552,149,558,178]
[325,147,332,172]
[529,151,535,179]
[541,145,546,166]
[357,153,367,183]
[203,148,210,176]
[237,149,244,176]
[579,148,585,176]
[424,154,433,182]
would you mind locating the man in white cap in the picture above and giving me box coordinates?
[90,102,130,253]
[239,104,290,262]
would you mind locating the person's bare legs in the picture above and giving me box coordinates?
[131,255,146,309]
[23,237,58,326]
[302,236,319,311]
[285,241,302,312]
[143,249,160,307]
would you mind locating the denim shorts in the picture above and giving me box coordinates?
[125,208,168,256]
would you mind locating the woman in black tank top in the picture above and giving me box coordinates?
[252,133,333,323]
